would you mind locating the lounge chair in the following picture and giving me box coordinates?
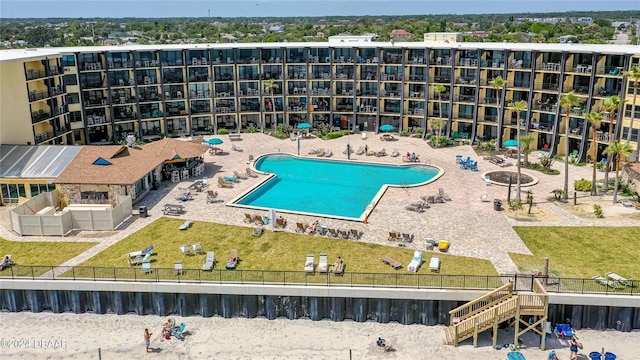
[252,226,264,237]
[605,272,633,287]
[485,176,492,186]
[295,222,307,233]
[316,149,325,157]
[225,249,239,270]
[554,323,574,339]
[233,170,248,180]
[438,240,450,252]
[128,245,154,258]
[324,148,333,157]
[202,252,216,271]
[480,193,490,202]
[207,190,223,204]
[171,322,186,340]
[438,188,452,201]
[402,233,414,243]
[407,250,423,272]
[141,261,152,274]
[388,232,400,241]
[428,256,441,272]
[391,148,400,157]
[304,254,315,273]
[192,243,204,254]
[275,217,287,229]
[382,256,402,269]
[218,177,233,188]
[619,199,634,207]
[251,215,265,225]
[244,213,254,223]
[128,252,152,265]
[180,245,194,256]
[349,229,363,240]
[179,220,193,230]
[231,143,243,152]
[336,229,349,239]
[223,175,239,182]
[318,253,329,273]
[326,228,338,237]
[593,275,624,289]
[332,257,345,275]
[355,146,365,155]
[245,168,258,178]
[174,261,184,275]
[507,351,526,360]
[308,148,318,155]
[0,255,14,271]
[405,203,425,212]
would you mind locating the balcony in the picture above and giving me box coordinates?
[430,94,450,101]
[482,97,497,104]
[31,110,52,123]
[140,110,163,119]
[114,111,137,122]
[53,105,68,116]
[86,115,107,125]
[407,75,425,81]
[28,90,50,102]
[457,113,474,120]
[407,108,425,116]
[483,114,497,122]
[34,130,54,144]
[454,95,476,103]
[335,104,352,111]
[191,106,212,114]
[214,107,235,114]
[84,99,107,107]
[509,60,532,69]
[50,86,64,96]
[456,77,477,85]
[113,96,134,105]
[82,62,103,71]
[26,69,47,81]
[48,66,62,76]
[433,76,451,83]
[81,81,106,89]
[541,82,559,91]
[597,66,623,76]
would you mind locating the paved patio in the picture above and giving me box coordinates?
[1,133,638,275]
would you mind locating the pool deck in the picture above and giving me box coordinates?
[1,133,639,275]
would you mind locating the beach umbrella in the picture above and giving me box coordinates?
[379,124,394,132]
[208,138,223,145]
[503,139,518,147]
[297,122,312,129]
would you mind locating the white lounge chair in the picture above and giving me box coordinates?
[202,252,216,271]
[324,148,333,157]
[355,146,365,155]
[231,143,243,152]
[407,251,423,273]
[605,272,633,287]
[233,170,248,180]
[141,261,152,274]
[180,245,194,256]
[429,256,440,272]
[245,168,258,178]
[318,253,328,273]
[304,254,315,273]
[485,176,492,186]
[192,243,204,254]
[174,261,184,275]
[391,149,400,157]
[593,275,624,289]
[179,220,193,230]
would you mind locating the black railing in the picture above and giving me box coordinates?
[2,265,636,295]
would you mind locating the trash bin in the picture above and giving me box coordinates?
[604,352,617,360]
[493,199,502,211]
[589,352,602,360]
[139,206,148,218]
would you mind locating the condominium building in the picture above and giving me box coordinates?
[1,42,639,162]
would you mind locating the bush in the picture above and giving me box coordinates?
[574,178,592,192]
[415,127,424,136]
[429,136,454,147]
[323,130,349,140]
[524,162,560,175]
[399,130,409,137]
[268,131,287,139]
[593,204,604,218]
[245,126,258,133]
[551,189,565,201]
[218,128,229,135]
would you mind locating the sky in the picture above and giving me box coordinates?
[0,0,638,18]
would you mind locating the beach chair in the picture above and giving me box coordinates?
[233,170,248,180]
[593,275,624,289]
[402,233,414,243]
[429,256,441,272]
[485,176,492,186]
[327,228,338,237]
[336,229,349,239]
[318,253,329,273]
[252,226,264,237]
[244,213,254,223]
[276,217,287,229]
[141,261,152,274]
[304,254,315,273]
[179,220,193,230]
[207,190,223,204]
[324,148,333,157]
[438,240,450,252]
[128,252,152,265]
[605,272,633,287]
[192,243,204,254]
[173,261,183,275]
[349,229,363,240]
[438,188,452,201]
[218,177,233,188]
[332,257,345,275]
[0,255,14,271]
[382,256,402,269]
[388,232,400,241]
[231,143,243,152]
[554,323,574,339]
[355,146,365,155]
[180,245,194,256]
[128,245,154,258]
[407,251,423,272]
[295,222,307,233]
[251,215,264,225]
[202,252,216,271]
[405,203,425,212]
[171,322,186,340]
[507,351,526,360]
[245,168,258,178]
[308,148,318,155]
[316,149,325,157]
[225,249,239,270]
[391,148,400,157]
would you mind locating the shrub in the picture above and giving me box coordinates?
[593,204,604,218]
[574,178,592,192]
[218,128,229,135]
[430,136,454,147]
[524,162,560,175]
[415,127,424,136]
[269,131,287,139]
[245,126,258,133]
[399,130,409,137]
[323,130,349,140]
[551,189,565,201]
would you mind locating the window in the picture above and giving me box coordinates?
[66,93,80,104]
[1,184,26,204]
[63,74,77,86]
[62,55,76,67]
[70,111,82,123]
[30,183,56,197]
[135,176,147,195]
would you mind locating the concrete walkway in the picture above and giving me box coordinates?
[1,133,638,277]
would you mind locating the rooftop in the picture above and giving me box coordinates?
[0,145,82,179]
[1,41,638,62]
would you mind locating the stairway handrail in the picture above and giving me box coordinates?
[452,296,520,343]
[449,282,513,325]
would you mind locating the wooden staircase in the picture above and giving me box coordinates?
[443,280,548,348]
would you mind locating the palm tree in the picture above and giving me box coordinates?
[622,66,640,146]
[508,100,527,203]
[519,133,535,168]
[603,141,633,203]
[559,92,584,200]
[602,96,624,192]
[263,79,279,131]
[584,111,603,196]
[433,84,446,138]
[430,118,446,146]
[489,76,507,150]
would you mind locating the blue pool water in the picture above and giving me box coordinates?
[234,154,441,220]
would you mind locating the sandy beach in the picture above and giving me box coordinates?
[0,312,637,359]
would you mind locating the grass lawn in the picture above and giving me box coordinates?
[0,238,98,276]
[510,227,640,279]
[71,218,496,284]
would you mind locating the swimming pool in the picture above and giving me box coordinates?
[232,154,443,221]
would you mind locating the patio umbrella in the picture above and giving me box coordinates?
[208,138,223,145]
[379,124,394,132]
[297,122,312,129]
[503,139,518,147]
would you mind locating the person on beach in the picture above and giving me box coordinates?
[569,337,581,360]
[144,328,152,353]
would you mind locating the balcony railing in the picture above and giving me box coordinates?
[34,131,54,144]
[28,90,50,102]
[454,95,476,103]
[31,110,52,123]
[26,69,47,80]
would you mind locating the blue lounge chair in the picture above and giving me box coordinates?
[171,322,186,340]
[555,323,574,339]
[507,351,526,360]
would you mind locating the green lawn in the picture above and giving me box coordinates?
[0,238,98,276]
[510,227,640,279]
[71,218,496,282]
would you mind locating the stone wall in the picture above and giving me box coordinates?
[622,164,640,195]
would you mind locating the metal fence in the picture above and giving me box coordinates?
[1,265,637,296]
